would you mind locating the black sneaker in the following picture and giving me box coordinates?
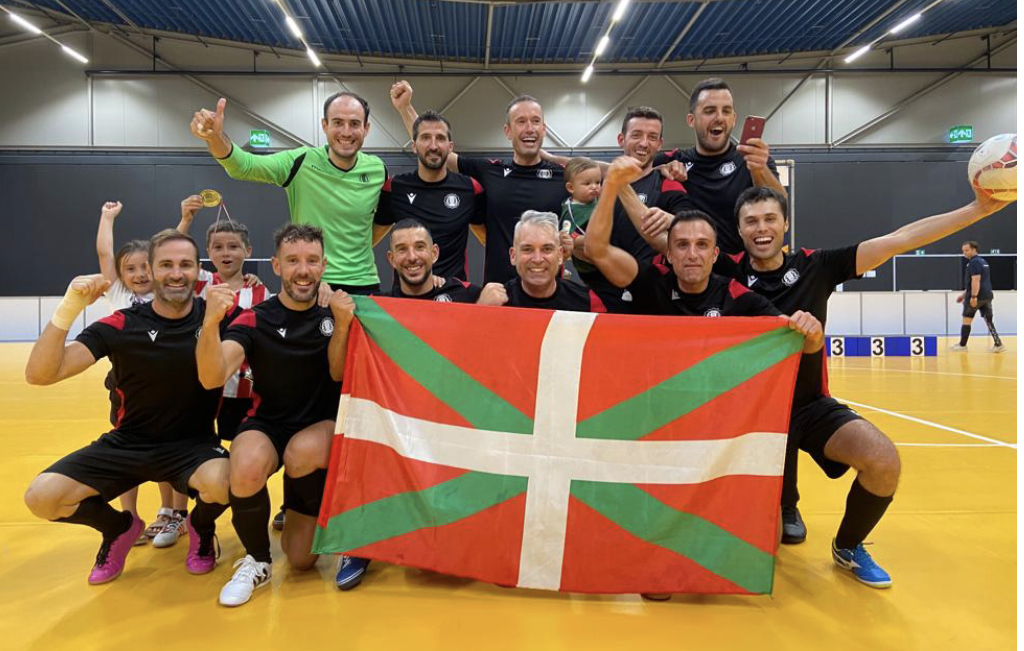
[271,508,285,532]
[781,505,807,545]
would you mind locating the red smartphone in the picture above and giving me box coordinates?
[740,116,766,145]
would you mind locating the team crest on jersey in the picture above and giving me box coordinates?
[443,193,461,209]
[503,168,512,177]
[320,317,335,336]
[277,328,287,338]
[747,275,758,286]
[360,173,369,183]
[537,169,553,179]
[406,193,417,204]
[704,308,722,317]
[783,268,801,286]
[433,294,453,303]
[685,161,694,171]
[719,162,737,176]
[621,289,633,302]
[147,330,158,342]
[637,193,648,205]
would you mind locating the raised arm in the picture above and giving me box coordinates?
[582,157,644,288]
[95,202,123,285]
[195,285,245,389]
[25,274,107,385]
[190,97,232,160]
[737,138,787,199]
[327,290,356,382]
[390,80,460,172]
[855,187,1011,276]
[617,184,669,255]
[177,195,204,234]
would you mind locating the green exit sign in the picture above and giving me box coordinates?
[249,130,271,148]
[949,125,973,143]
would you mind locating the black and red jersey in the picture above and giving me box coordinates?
[457,156,568,284]
[76,298,230,442]
[389,276,483,303]
[717,245,860,403]
[503,278,606,313]
[224,297,341,429]
[717,246,859,325]
[374,171,485,281]
[653,144,779,255]
[628,262,781,317]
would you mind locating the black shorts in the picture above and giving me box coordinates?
[962,298,994,319]
[329,282,380,296]
[217,397,252,441]
[43,433,229,501]
[235,417,321,470]
[789,397,862,479]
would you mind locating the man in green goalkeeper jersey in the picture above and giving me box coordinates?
[191,93,387,294]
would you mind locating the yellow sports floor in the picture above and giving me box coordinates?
[0,339,1015,651]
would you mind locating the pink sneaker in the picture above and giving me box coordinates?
[88,515,143,585]
[185,513,220,575]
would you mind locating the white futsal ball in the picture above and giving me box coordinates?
[968,133,1017,201]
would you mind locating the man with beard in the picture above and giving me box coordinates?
[24,230,232,585]
[373,111,486,282]
[197,224,358,606]
[716,184,1012,586]
[387,219,507,305]
[549,107,691,312]
[501,211,607,313]
[190,93,387,294]
[390,81,567,283]
[654,78,785,256]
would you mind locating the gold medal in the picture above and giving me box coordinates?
[200,189,222,207]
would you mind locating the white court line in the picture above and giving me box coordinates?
[894,442,1004,448]
[835,397,1017,450]
[834,367,1016,381]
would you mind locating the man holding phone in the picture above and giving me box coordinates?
[654,78,785,256]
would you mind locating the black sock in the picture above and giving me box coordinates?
[230,487,272,563]
[56,495,133,541]
[834,479,893,549]
[959,325,971,346]
[780,438,800,507]
[189,498,227,536]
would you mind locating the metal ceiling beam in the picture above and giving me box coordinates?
[834,36,1017,146]
[575,76,649,147]
[492,77,569,148]
[484,3,494,70]
[0,24,86,49]
[656,1,708,68]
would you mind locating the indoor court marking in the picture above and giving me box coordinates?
[0,338,1015,651]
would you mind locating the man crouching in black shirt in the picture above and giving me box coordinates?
[197,224,356,607]
[24,231,232,586]
[388,218,506,306]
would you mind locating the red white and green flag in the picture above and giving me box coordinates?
[313,296,804,595]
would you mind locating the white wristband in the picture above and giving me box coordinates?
[50,284,89,331]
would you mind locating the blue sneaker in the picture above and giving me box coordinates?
[335,556,370,590]
[831,539,892,588]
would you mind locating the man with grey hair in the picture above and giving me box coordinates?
[391,81,568,283]
[500,211,606,312]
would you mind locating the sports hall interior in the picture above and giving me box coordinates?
[0,1,1016,649]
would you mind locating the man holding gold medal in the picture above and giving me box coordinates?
[190,93,387,295]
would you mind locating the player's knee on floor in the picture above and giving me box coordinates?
[282,469,327,517]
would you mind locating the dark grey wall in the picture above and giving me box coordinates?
[0,147,1015,296]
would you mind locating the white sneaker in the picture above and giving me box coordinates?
[152,513,185,548]
[949,344,967,352]
[219,555,272,607]
[991,344,1006,353]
